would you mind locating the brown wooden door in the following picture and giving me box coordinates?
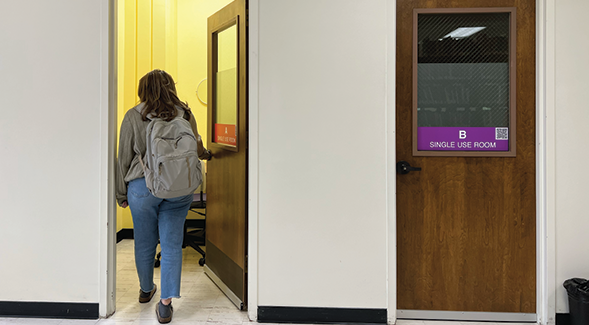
[206,0,247,309]
[396,0,536,319]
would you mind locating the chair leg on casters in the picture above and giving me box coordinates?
[154,252,161,268]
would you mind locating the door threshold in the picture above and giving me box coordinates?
[204,264,244,310]
[397,310,536,322]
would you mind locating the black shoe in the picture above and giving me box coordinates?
[156,301,173,324]
[139,284,157,303]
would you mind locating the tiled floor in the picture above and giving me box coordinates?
[108,239,248,324]
[0,239,536,325]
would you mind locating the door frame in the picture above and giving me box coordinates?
[381,0,556,323]
[102,0,117,317]
[247,0,260,321]
[103,0,557,323]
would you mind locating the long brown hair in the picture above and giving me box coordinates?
[137,69,190,122]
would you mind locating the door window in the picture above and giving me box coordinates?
[212,21,238,150]
[413,9,516,156]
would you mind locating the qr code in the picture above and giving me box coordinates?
[495,127,509,140]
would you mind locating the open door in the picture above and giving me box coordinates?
[205,0,248,310]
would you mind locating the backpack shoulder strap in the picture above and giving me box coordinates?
[134,103,186,120]
[175,106,190,120]
[134,103,152,120]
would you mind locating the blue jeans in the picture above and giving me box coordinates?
[127,178,193,300]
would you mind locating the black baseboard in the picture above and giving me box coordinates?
[116,229,134,243]
[0,301,98,319]
[557,313,570,325]
[258,306,387,324]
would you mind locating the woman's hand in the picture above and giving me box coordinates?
[121,201,129,208]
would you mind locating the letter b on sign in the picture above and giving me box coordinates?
[459,130,467,139]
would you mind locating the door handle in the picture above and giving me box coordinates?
[396,161,421,174]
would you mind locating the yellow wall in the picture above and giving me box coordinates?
[176,0,233,139]
[117,0,231,231]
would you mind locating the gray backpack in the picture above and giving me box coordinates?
[135,105,202,199]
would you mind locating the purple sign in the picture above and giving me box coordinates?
[417,127,509,151]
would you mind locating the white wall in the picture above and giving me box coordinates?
[0,0,107,304]
[554,0,589,313]
[256,0,388,308]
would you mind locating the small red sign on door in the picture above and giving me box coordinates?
[214,123,237,146]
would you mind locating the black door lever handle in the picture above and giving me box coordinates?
[396,161,421,174]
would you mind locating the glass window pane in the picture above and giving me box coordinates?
[214,24,237,147]
[416,12,511,152]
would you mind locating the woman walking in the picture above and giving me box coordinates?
[116,69,211,323]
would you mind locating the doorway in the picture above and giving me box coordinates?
[395,0,536,322]
[112,0,248,317]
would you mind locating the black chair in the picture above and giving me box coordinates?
[184,191,206,266]
[154,190,207,267]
